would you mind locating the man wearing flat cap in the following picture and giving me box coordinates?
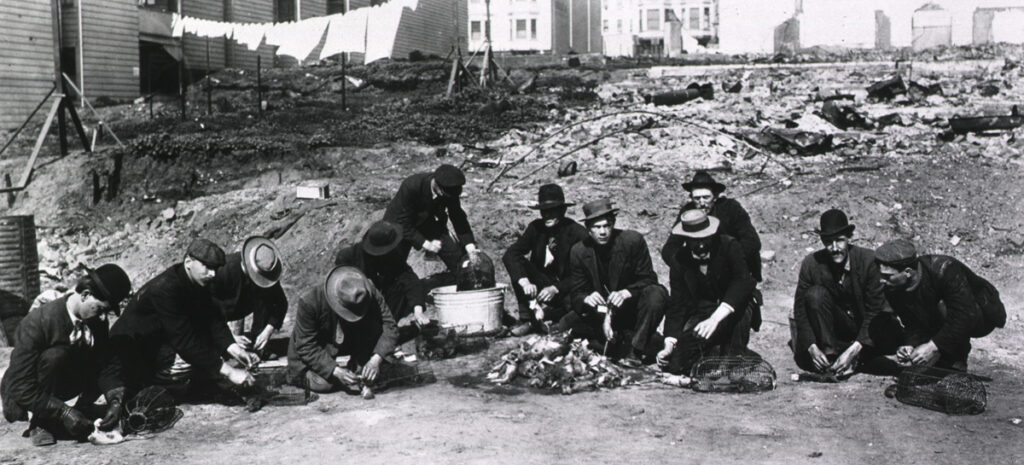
[791,209,900,377]
[2,264,131,446]
[662,171,762,282]
[111,238,258,398]
[565,198,668,367]
[288,266,398,397]
[875,239,1006,371]
[212,236,288,358]
[657,210,756,376]
[384,164,481,275]
[502,184,589,336]
[335,221,428,343]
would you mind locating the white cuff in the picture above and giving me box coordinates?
[664,337,678,347]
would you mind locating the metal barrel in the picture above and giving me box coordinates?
[428,284,506,334]
[0,215,39,346]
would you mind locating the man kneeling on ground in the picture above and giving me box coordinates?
[287,266,398,398]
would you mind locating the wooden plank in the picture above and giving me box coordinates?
[16,97,61,188]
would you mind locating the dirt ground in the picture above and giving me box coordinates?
[1,53,1023,464]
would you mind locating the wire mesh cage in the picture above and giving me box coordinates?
[891,366,986,415]
[121,386,183,434]
[377,359,437,389]
[689,356,777,393]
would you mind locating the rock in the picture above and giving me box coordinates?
[161,208,176,221]
[760,250,776,262]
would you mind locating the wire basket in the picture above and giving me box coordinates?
[121,386,183,434]
[377,359,437,389]
[891,366,986,415]
[689,356,777,393]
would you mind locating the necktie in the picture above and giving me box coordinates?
[70,320,94,347]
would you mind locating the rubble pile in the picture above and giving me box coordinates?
[487,334,639,395]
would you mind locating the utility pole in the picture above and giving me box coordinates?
[480,0,493,87]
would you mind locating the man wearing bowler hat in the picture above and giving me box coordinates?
[565,198,668,367]
[384,164,481,275]
[875,239,1006,372]
[662,170,762,281]
[335,220,429,343]
[502,184,589,336]
[657,210,756,376]
[288,266,398,398]
[2,264,131,446]
[111,238,257,398]
[212,236,287,357]
[791,209,900,377]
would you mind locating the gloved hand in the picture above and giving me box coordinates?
[98,387,125,432]
[59,405,94,438]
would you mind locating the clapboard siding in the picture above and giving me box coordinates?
[301,0,327,19]
[0,0,56,130]
[391,0,465,59]
[228,0,275,71]
[79,0,139,101]
[182,0,226,70]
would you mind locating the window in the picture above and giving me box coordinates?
[703,7,711,30]
[471,21,482,41]
[689,7,700,30]
[275,0,296,22]
[646,9,660,31]
[531,19,537,39]
[516,19,528,39]
[603,20,609,33]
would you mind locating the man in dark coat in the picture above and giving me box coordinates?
[657,210,756,375]
[2,265,131,446]
[565,198,669,367]
[383,164,480,274]
[662,171,762,281]
[212,236,287,357]
[287,266,399,398]
[110,238,257,396]
[790,209,900,376]
[876,239,1006,371]
[335,221,428,343]
[502,184,589,336]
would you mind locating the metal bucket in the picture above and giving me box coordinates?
[0,215,39,346]
[428,284,506,335]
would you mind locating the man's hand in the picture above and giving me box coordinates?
[607,289,632,308]
[465,244,479,260]
[584,292,606,308]
[693,303,733,340]
[829,341,862,375]
[423,240,443,254]
[602,312,615,341]
[254,325,275,352]
[896,345,914,364]
[537,286,559,303]
[332,365,360,387]
[656,338,676,368]
[233,334,253,350]
[413,305,430,326]
[518,278,538,299]
[362,354,383,383]
[808,344,830,372]
[59,406,93,438]
[228,343,259,369]
[221,364,255,386]
[910,341,941,367]
[98,388,124,432]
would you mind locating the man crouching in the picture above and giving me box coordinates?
[287,266,398,398]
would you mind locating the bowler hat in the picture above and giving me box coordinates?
[529,184,575,210]
[242,236,283,288]
[672,209,720,238]
[324,266,373,322]
[361,221,404,256]
[187,238,226,268]
[581,198,619,222]
[682,170,726,195]
[815,209,856,238]
[434,164,466,189]
[86,264,132,315]
[875,239,918,269]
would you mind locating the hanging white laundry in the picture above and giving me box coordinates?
[320,10,369,60]
[271,16,329,62]
[232,23,267,51]
[364,2,404,63]
[171,13,185,38]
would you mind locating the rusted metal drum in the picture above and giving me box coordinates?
[0,215,39,346]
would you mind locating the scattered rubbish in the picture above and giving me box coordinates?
[906,80,943,101]
[646,83,714,106]
[875,113,910,128]
[760,250,776,262]
[1012,418,1022,425]
[809,451,823,458]
[296,182,330,200]
[949,106,1024,134]
[558,160,578,177]
[820,100,871,130]
[867,75,907,101]
[950,235,962,246]
[764,128,834,155]
[723,81,742,93]
[976,83,1000,97]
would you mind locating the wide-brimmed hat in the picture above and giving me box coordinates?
[86,264,132,315]
[682,170,726,195]
[529,183,575,210]
[581,198,619,222]
[324,266,373,322]
[815,208,855,238]
[672,209,720,238]
[361,221,404,256]
[242,236,283,288]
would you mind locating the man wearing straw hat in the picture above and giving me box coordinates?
[502,184,589,336]
[287,266,398,398]
[565,198,668,368]
[212,236,287,358]
[2,264,131,446]
[657,209,756,376]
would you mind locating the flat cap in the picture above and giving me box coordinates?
[187,238,226,268]
[875,239,917,269]
[433,164,466,188]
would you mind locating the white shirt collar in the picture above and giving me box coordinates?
[66,299,83,325]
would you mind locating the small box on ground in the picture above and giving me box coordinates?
[296,182,330,199]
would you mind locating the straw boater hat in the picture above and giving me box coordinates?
[241,236,283,288]
[529,184,575,210]
[324,266,373,322]
[672,209,720,238]
[682,170,726,195]
[361,221,404,256]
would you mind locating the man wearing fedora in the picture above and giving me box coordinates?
[2,264,131,446]
[335,221,429,342]
[384,164,480,275]
[212,236,288,358]
[566,198,668,367]
[876,239,1006,371]
[791,209,898,377]
[111,238,257,398]
[288,266,399,397]
[657,210,757,376]
[502,184,589,336]
[662,170,762,282]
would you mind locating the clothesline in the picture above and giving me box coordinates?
[170,0,418,64]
